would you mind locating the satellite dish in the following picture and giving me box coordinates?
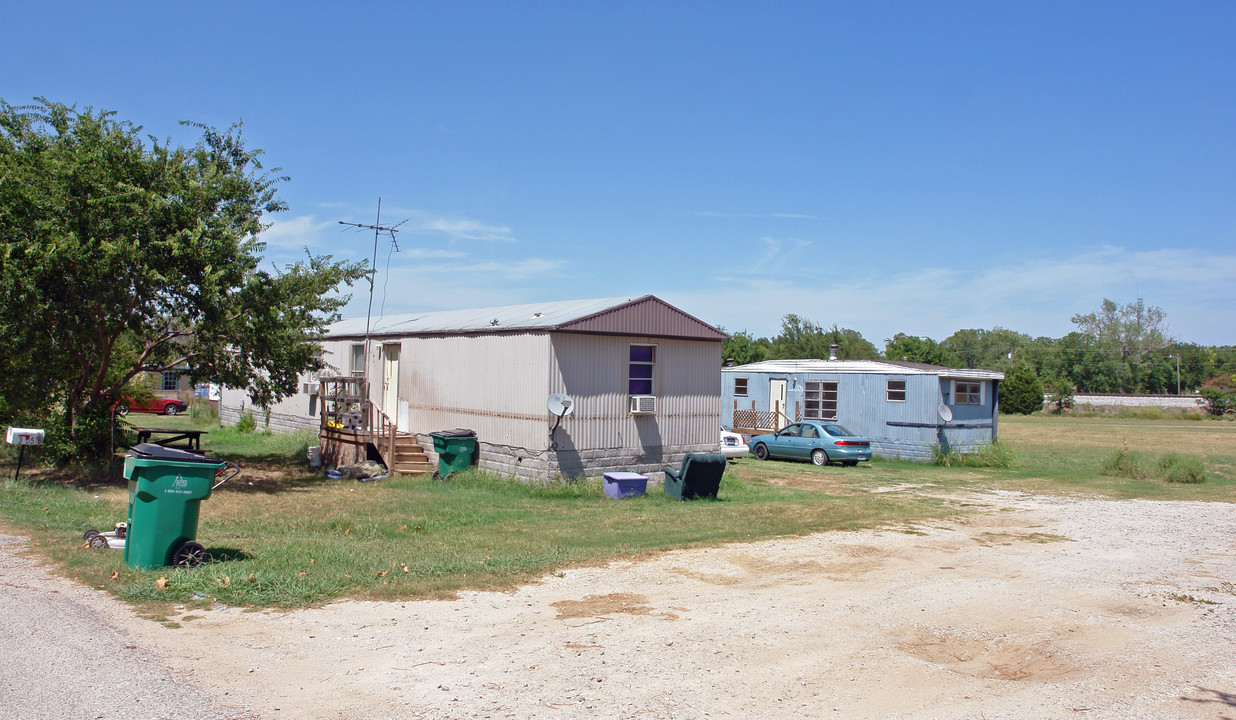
[938,404,953,423]
[547,393,575,418]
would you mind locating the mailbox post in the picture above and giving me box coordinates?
[5,427,45,482]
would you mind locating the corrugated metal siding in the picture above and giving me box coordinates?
[559,296,728,341]
[549,334,721,453]
[402,333,553,449]
[724,370,997,460]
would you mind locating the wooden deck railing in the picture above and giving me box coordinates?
[732,406,796,434]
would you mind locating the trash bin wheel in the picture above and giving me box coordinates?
[83,529,100,541]
[88,534,109,550]
[171,540,208,568]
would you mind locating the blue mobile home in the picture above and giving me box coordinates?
[722,355,1004,461]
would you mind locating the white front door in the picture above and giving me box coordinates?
[769,379,788,429]
[382,344,400,423]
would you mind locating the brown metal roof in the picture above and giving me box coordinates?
[555,295,729,341]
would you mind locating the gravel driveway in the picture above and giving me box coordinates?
[3,492,1234,720]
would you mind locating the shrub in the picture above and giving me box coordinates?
[1000,363,1044,415]
[1200,387,1235,417]
[33,405,128,467]
[1100,445,1205,483]
[1157,453,1206,484]
[1044,375,1075,414]
[1100,443,1145,479]
[235,410,256,433]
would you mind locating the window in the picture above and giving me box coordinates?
[734,377,748,397]
[628,344,656,395]
[161,371,179,392]
[954,381,982,405]
[804,381,838,420]
[886,379,906,402]
[350,344,365,377]
[779,424,802,437]
[801,424,819,439]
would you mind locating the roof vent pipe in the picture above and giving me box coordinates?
[829,344,839,361]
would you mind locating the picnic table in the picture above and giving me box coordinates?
[132,427,208,452]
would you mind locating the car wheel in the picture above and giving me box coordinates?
[163,404,179,416]
[811,449,828,466]
[115,404,130,417]
[753,444,769,461]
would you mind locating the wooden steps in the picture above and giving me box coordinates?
[378,432,434,476]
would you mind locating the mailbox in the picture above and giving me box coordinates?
[6,427,45,446]
[6,426,44,483]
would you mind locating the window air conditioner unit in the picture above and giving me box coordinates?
[303,382,320,395]
[629,395,657,415]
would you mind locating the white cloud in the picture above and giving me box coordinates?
[261,215,336,250]
[669,246,1236,347]
[749,236,813,274]
[399,248,468,260]
[415,217,515,242]
[412,258,567,280]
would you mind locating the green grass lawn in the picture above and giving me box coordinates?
[1,412,1232,615]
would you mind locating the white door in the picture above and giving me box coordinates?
[769,379,788,429]
[382,344,400,424]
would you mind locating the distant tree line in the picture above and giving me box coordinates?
[722,299,1236,402]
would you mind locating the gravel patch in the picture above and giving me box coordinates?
[4,492,1234,719]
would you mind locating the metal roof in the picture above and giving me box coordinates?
[324,295,728,341]
[722,358,1004,380]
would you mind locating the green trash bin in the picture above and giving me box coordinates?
[122,443,237,570]
[430,428,477,479]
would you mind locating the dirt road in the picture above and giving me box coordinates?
[5,491,1235,719]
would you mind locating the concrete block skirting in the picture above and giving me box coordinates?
[414,433,716,483]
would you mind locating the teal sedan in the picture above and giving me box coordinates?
[748,421,871,467]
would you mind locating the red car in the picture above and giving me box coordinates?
[114,397,188,416]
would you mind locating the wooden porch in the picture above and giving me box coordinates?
[731,401,797,436]
[318,376,434,476]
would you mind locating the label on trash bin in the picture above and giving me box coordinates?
[164,475,194,495]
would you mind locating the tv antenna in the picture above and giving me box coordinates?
[339,198,410,369]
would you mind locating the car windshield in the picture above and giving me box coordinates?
[820,424,855,437]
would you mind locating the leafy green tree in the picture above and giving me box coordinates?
[999,363,1043,415]
[1048,331,1124,394]
[0,98,367,460]
[1070,298,1171,392]
[768,315,877,360]
[882,333,960,367]
[721,329,770,366]
[941,327,1027,371]
[1042,374,1075,413]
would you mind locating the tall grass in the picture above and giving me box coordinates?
[931,441,1015,468]
[1100,442,1206,483]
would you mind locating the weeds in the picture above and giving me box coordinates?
[931,441,1015,468]
[234,410,256,433]
[1101,441,1205,483]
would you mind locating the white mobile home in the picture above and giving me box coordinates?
[223,295,727,480]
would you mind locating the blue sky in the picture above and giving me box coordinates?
[6,2,1234,345]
